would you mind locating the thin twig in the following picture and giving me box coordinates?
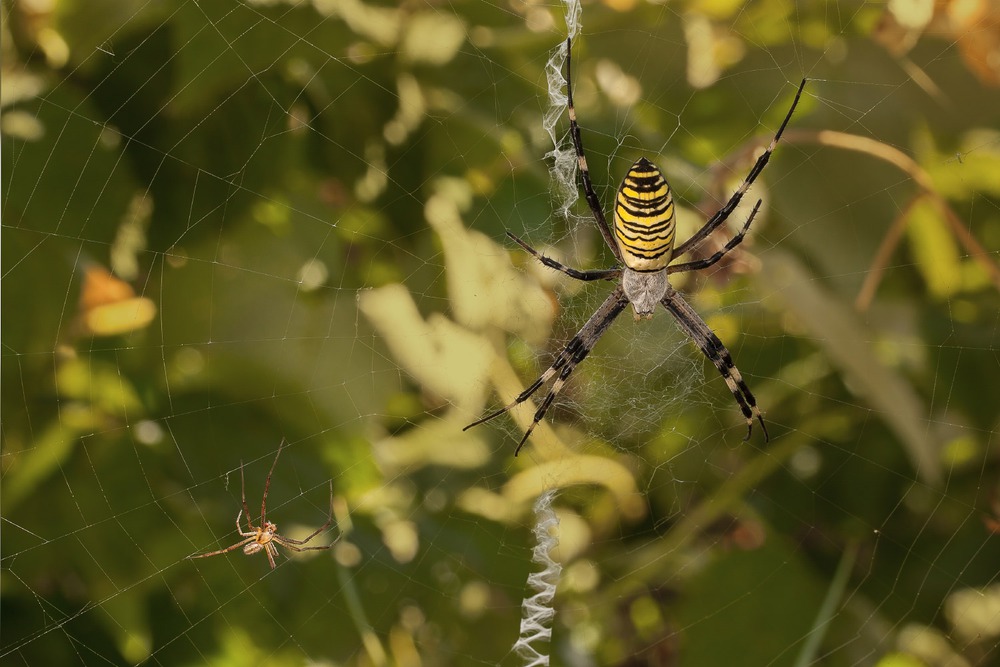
[714,128,1000,309]
[783,129,1000,308]
[854,195,921,312]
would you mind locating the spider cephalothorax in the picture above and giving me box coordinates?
[466,37,806,455]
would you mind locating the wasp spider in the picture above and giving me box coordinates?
[466,38,806,455]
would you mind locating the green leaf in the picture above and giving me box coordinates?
[905,196,962,299]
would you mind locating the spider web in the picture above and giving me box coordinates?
[3,0,1000,665]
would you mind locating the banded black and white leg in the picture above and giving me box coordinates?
[564,37,623,263]
[660,287,768,440]
[672,79,806,260]
[464,286,630,455]
[668,199,762,275]
[506,232,621,282]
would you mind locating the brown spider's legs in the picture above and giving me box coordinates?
[660,287,768,441]
[668,199,762,274]
[188,535,258,560]
[274,539,336,553]
[673,79,806,260]
[564,37,623,263]
[240,463,256,532]
[275,481,336,546]
[264,542,278,570]
[273,511,340,552]
[465,286,630,455]
[507,232,621,282]
[261,440,285,526]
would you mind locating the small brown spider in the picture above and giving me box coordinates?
[188,442,337,569]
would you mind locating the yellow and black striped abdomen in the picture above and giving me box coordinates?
[613,157,676,271]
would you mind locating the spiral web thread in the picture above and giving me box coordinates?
[512,490,562,666]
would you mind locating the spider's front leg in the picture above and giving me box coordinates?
[239,464,257,533]
[671,78,806,260]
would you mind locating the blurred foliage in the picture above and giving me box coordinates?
[3,0,1000,665]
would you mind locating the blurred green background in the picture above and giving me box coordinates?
[3,0,1000,665]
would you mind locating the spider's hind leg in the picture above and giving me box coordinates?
[660,288,769,441]
[464,287,630,455]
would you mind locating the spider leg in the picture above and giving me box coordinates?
[188,535,258,560]
[660,287,768,441]
[564,37,623,263]
[274,537,337,553]
[260,440,285,526]
[240,464,256,532]
[668,199,762,274]
[235,509,257,537]
[673,79,805,260]
[264,542,278,570]
[507,232,621,282]
[465,286,630,455]
[273,482,336,546]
